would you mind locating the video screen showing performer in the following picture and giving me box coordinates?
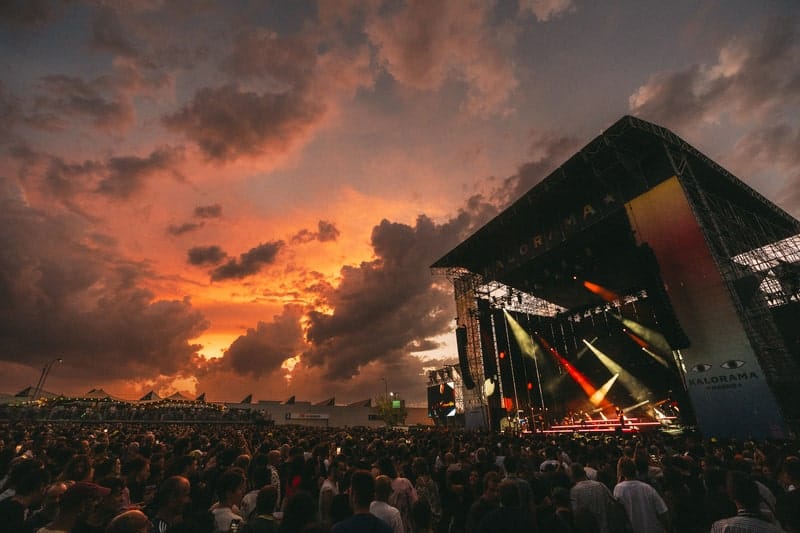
[427,382,456,419]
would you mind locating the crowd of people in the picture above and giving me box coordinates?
[0,420,797,532]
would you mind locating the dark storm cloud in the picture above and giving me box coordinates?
[0,0,59,28]
[302,199,495,380]
[162,84,325,162]
[223,305,305,378]
[194,204,222,219]
[90,7,139,58]
[96,146,184,199]
[45,157,102,199]
[629,16,800,129]
[35,75,135,130]
[291,220,341,244]
[0,177,208,381]
[187,245,227,266]
[167,222,203,236]
[210,240,284,281]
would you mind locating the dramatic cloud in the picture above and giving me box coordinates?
[291,220,341,244]
[34,74,136,131]
[222,305,305,378]
[0,177,208,381]
[498,130,582,204]
[194,204,222,219]
[163,84,326,162]
[187,245,227,266]
[366,0,518,115]
[629,17,800,129]
[210,240,284,281]
[96,146,184,199]
[302,200,494,381]
[167,222,203,236]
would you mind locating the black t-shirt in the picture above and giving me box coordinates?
[0,498,31,533]
[332,512,393,533]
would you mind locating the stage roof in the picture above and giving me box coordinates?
[432,115,800,311]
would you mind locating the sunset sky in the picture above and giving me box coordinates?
[1,0,798,405]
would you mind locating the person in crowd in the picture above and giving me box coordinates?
[410,499,434,533]
[0,461,49,533]
[319,457,343,527]
[465,471,499,533]
[374,456,418,533]
[26,481,68,531]
[371,475,404,533]
[241,454,271,522]
[73,476,126,533]
[613,456,670,533]
[777,457,800,532]
[211,468,247,533]
[332,470,392,533]
[38,481,111,533]
[569,461,611,533]
[151,475,191,533]
[106,509,152,533]
[412,457,441,530]
[277,491,317,533]
[711,470,785,533]
[476,478,536,533]
[241,486,279,533]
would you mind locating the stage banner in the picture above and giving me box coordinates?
[625,177,786,439]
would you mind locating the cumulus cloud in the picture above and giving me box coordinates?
[223,29,317,84]
[187,245,227,266]
[498,130,582,204]
[365,0,518,115]
[194,204,222,219]
[629,16,800,129]
[291,220,341,244]
[222,305,305,378]
[163,84,326,162]
[0,176,208,382]
[210,240,284,281]
[96,146,184,199]
[302,201,494,381]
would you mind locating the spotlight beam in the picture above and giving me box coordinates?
[581,339,651,403]
[582,280,620,302]
[589,373,619,406]
[610,314,673,355]
[538,335,603,403]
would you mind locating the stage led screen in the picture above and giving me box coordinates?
[427,381,456,418]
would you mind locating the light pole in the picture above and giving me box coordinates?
[33,357,62,400]
[381,377,388,398]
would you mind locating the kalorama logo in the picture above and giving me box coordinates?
[688,371,760,387]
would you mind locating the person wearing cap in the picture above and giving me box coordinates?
[106,509,151,533]
[38,481,111,533]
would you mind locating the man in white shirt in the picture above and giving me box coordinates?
[613,457,670,533]
[370,475,404,533]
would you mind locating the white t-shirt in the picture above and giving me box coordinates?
[370,500,404,533]
[212,505,244,533]
[613,479,668,533]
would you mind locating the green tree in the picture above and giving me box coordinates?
[375,395,407,427]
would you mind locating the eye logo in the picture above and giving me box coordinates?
[720,360,746,370]
[690,363,712,373]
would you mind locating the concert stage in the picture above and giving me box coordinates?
[433,116,800,439]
